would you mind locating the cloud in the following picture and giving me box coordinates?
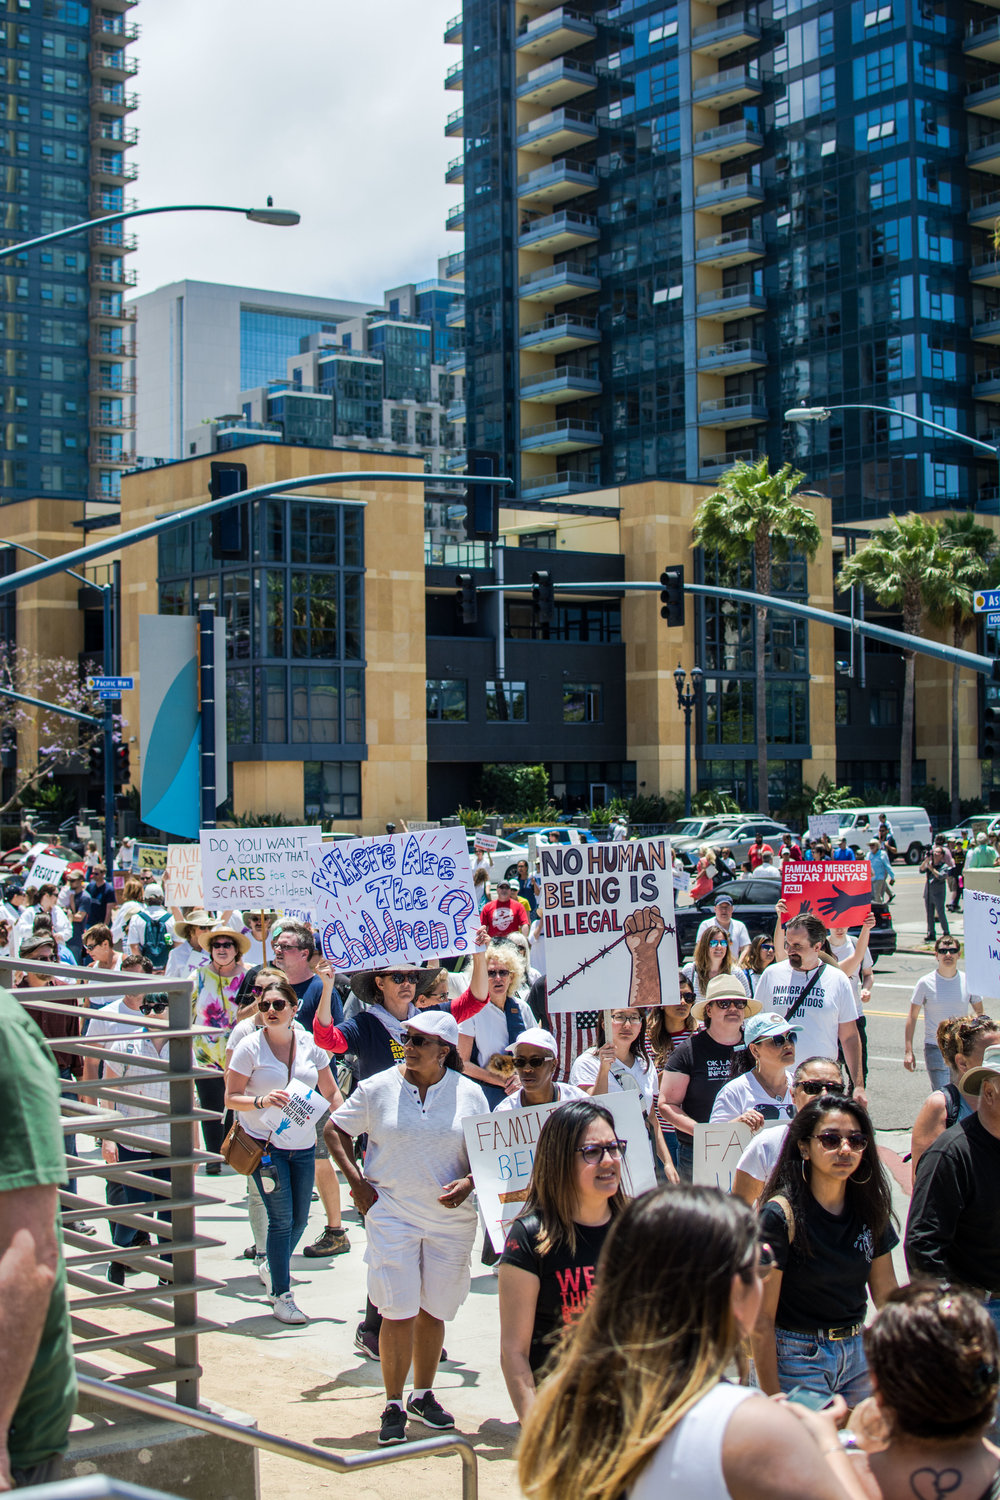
[129,0,459,303]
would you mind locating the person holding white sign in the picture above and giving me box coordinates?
[494,1029,587,1114]
[709,1012,799,1130]
[569,1010,677,1183]
[324,1010,489,1448]
[13,884,69,958]
[226,975,345,1326]
[498,1099,627,1422]
[457,942,535,1109]
[903,936,983,1091]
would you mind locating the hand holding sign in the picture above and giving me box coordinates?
[780,861,872,928]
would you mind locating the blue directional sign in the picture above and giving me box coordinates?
[974,591,1000,614]
[87,675,134,692]
[988,613,1000,629]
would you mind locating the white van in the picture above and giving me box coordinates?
[835,806,933,865]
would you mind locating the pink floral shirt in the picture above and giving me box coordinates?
[192,965,245,1070]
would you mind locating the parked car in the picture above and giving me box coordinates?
[508,824,598,846]
[0,842,86,876]
[663,817,733,842]
[465,834,532,882]
[937,815,996,845]
[672,818,797,869]
[675,875,897,962]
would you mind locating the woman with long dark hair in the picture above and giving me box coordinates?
[498,1099,628,1422]
[737,934,776,999]
[750,1096,898,1405]
[685,923,752,1003]
[518,1187,870,1500]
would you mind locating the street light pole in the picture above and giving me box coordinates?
[784,403,1000,462]
[673,663,703,817]
[0,200,300,259]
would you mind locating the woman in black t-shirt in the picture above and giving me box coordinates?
[658,973,761,1182]
[498,1099,628,1423]
[751,1096,898,1407]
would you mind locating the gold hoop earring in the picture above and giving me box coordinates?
[851,1167,873,1185]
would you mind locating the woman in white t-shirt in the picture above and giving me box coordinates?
[569,1008,675,1181]
[226,973,343,1326]
[709,1011,799,1130]
[903,936,983,1091]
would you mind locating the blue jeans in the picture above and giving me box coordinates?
[676,1137,694,1183]
[58,1067,78,1199]
[775,1327,871,1407]
[111,1145,173,1258]
[924,1042,949,1094]
[252,1145,315,1296]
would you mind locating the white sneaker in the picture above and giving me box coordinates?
[271,1291,308,1325]
[256,1257,269,1288]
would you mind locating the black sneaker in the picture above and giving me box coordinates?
[107,1261,126,1286]
[406,1392,455,1430]
[303,1226,350,1258]
[354,1323,380,1360]
[378,1404,407,1446]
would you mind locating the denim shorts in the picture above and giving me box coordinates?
[775,1326,871,1407]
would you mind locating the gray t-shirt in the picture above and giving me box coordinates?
[910,969,976,1044]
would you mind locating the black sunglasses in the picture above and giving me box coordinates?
[258,998,289,1013]
[798,1078,846,1097]
[140,999,169,1014]
[403,1031,437,1047]
[382,971,417,984]
[512,1055,552,1070]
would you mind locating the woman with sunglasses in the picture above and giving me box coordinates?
[456,940,536,1109]
[570,1008,676,1182]
[684,923,752,1003]
[659,974,762,1182]
[494,1028,587,1113]
[903,936,983,1091]
[910,1013,1000,1173]
[519,1187,872,1500]
[751,1096,898,1405]
[226,975,344,1325]
[498,1099,627,1422]
[192,927,252,1170]
[710,1012,799,1130]
[164,909,216,979]
[737,934,777,998]
[325,1011,489,1446]
[732,1056,847,1208]
[643,977,696,1171]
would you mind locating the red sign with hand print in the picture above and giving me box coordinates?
[780,861,872,928]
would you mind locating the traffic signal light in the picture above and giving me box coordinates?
[532,569,554,626]
[114,743,130,786]
[455,572,477,625]
[985,704,1000,756]
[464,450,499,542]
[209,460,249,561]
[660,565,685,627]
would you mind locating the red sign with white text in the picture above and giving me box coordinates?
[780,861,872,928]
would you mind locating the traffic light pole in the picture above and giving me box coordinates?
[102,584,116,865]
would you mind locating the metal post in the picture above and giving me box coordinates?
[674,665,702,818]
[102,586,115,866]
[198,606,216,831]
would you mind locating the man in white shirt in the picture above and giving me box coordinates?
[755,853,782,882]
[752,913,865,1098]
[695,893,750,960]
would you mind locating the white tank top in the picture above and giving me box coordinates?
[629,1382,761,1500]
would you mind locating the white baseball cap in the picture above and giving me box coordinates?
[405,1010,459,1047]
[506,1027,558,1057]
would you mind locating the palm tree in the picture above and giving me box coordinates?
[929,513,998,825]
[836,514,951,807]
[692,457,822,816]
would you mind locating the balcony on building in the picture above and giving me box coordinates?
[519,312,600,352]
[89,262,138,289]
[517,106,598,155]
[515,8,597,60]
[445,451,468,471]
[698,447,755,479]
[91,191,138,218]
[91,47,139,78]
[445,154,464,185]
[697,338,766,373]
[972,313,1000,343]
[91,155,139,185]
[90,441,136,466]
[446,204,465,232]
[89,407,135,431]
[517,157,598,207]
[91,10,140,43]
[692,65,762,109]
[968,16,1000,62]
[691,13,762,58]
[90,227,138,253]
[445,107,463,137]
[970,189,1000,228]
[695,171,764,215]
[696,228,766,268]
[445,59,464,91]
[971,251,1000,287]
[90,120,138,146]
[518,208,599,251]
[444,10,462,43]
[520,467,597,500]
[446,349,466,374]
[445,250,465,279]
[520,364,602,402]
[89,298,137,323]
[518,260,600,304]
[89,336,136,358]
[520,416,602,453]
[967,72,1000,118]
[446,302,466,327]
[516,57,597,106]
[698,393,768,425]
[693,120,764,163]
[697,282,767,319]
[975,367,1000,400]
[968,128,1000,173]
[90,84,138,113]
[89,369,136,395]
[447,399,466,422]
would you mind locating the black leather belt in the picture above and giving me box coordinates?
[780,1322,864,1342]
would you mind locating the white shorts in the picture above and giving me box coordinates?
[363,1204,477,1322]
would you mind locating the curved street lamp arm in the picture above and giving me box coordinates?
[0,203,299,259]
[786,403,999,458]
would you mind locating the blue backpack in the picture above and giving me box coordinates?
[138,910,172,968]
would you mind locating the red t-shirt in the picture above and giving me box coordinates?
[748,842,773,869]
[480,897,530,938]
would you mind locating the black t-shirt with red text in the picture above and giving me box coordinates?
[500,1210,611,1373]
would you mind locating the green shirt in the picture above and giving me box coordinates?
[966,844,998,869]
[0,987,76,1468]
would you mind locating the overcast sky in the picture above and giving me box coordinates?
[129,0,458,305]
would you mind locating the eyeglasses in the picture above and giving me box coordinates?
[403,1030,436,1047]
[257,998,289,1013]
[611,1013,641,1025]
[575,1139,628,1165]
[937,945,960,955]
[140,999,169,1014]
[512,1055,553,1070]
[487,968,510,979]
[31,951,55,961]
[83,940,100,950]
[383,971,417,984]
[798,1079,846,1097]
[812,1130,867,1152]
[708,938,728,949]
[761,1032,796,1048]
[211,940,236,951]
[272,942,305,953]
[711,998,747,1012]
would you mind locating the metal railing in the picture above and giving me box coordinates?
[694,121,763,147]
[518,158,596,189]
[693,65,761,96]
[75,1379,478,1500]
[695,171,763,201]
[697,229,765,255]
[967,72,1000,97]
[692,12,759,41]
[519,259,595,287]
[521,417,602,440]
[520,312,599,338]
[698,338,766,363]
[517,58,596,90]
[697,282,763,306]
[0,960,224,1408]
[517,106,595,144]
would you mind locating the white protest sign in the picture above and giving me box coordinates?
[164,843,203,907]
[406,821,441,831]
[962,886,1000,1000]
[465,1090,656,1253]
[473,832,498,852]
[28,852,69,888]
[258,1079,329,1141]
[200,826,322,908]
[693,1120,756,1190]
[539,835,681,1014]
[807,813,842,842]
[310,827,480,969]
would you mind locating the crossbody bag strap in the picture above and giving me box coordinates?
[261,1031,297,1152]
[783,965,824,1024]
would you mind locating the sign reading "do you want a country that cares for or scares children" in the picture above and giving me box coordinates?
[308,826,481,970]
[200,826,322,908]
